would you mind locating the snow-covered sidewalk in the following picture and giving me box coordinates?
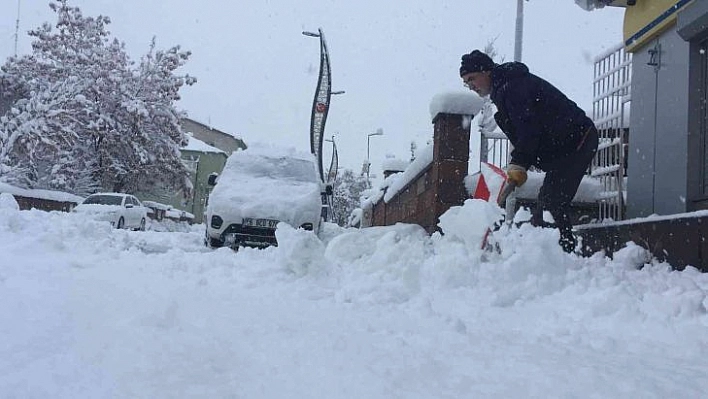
[1,204,708,398]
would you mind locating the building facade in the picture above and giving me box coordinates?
[181,118,246,156]
[598,0,706,218]
[139,136,229,223]
[179,140,228,223]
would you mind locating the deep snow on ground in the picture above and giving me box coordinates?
[2,200,708,398]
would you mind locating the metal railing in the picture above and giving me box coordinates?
[592,42,631,221]
[480,130,511,169]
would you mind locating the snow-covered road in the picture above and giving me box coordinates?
[1,205,708,398]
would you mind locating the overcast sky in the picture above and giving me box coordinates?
[0,1,624,175]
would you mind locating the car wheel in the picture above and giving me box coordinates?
[117,217,125,229]
[206,236,224,248]
[139,218,146,231]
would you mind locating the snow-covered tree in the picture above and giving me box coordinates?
[331,168,368,227]
[0,0,195,196]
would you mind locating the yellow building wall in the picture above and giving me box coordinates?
[623,0,694,52]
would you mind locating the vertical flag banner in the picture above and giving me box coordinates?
[327,140,338,184]
[309,28,332,183]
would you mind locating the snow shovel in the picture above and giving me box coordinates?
[481,180,517,251]
[497,180,517,222]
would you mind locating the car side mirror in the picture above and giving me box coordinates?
[325,184,333,196]
[125,204,134,209]
[207,173,218,186]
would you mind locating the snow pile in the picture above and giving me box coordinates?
[0,192,19,210]
[147,218,199,233]
[2,204,708,397]
[429,91,484,120]
[381,156,409,173]
[574,0,610,11]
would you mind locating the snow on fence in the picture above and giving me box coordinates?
[592,42,631,221]
[364,93,480,232]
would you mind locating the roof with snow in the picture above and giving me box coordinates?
[182,135,225,154]
[0,182,85,203]
[574,0,624,11]
[182,117,243,141]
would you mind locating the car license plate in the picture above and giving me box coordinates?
[243,217,279,229]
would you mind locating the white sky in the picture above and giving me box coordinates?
[3,200,708,396]
[0,1,624,174]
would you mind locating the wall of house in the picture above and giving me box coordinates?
[678,1,708,210]
[138,150,227,224]
[626,27,690,218]
[11,195,79,213]
[188,151,227,223]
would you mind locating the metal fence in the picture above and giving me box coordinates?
[480,130,511,169]
[592,42,631,221]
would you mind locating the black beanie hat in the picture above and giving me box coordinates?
[459,50,495,76]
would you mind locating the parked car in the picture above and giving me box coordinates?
[73,193,147,231]
[205,145,327,249]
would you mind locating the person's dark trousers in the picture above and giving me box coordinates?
[531,127,599,253]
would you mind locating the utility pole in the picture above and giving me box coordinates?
[514,0,526,62]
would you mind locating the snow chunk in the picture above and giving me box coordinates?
[437,199,502,252]
[574,0,608,11]
[381,156,408,173]
[0,193,19,210]
[429,91,484,121]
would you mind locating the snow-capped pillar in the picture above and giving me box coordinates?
[431,113,471,216]
[429,92,483,223]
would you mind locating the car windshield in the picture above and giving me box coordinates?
[239,156,318,183]
[83,195,123,205]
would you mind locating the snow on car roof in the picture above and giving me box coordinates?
[208,144,322,223]
[87,192,131,197]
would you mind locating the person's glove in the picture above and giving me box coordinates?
[506,164,527,187]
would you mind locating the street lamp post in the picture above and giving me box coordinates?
[366,128,384,187]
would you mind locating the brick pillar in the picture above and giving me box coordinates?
[431,112,471,232]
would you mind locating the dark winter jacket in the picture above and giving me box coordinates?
[490,62,595,170]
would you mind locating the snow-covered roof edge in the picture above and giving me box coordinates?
[182,117,244,141]
[183,135,226,154]
[0,182,85,203]
[574,0,612,11]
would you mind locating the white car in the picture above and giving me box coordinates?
[73,193,148,231]
[205,145,327,249]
